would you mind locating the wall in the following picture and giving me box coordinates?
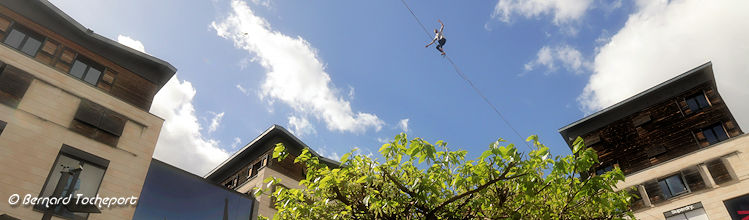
[620,134,749,219]
[0,43,164,219]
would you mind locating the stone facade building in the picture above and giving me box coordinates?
[0,1,175,219]
[560,62,748,220]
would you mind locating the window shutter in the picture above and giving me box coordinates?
[99,112,125,136]
[0,65,33,107]
[74,100,103,127]
[706,159,732,185]
[681,166,705,192]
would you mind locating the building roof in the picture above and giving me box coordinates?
[558,62,716,147]
[0,0,177,89]
[204,124,339,182]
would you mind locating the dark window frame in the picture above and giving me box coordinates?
[68,55,104,86]
[1,23,45,57]
[658,173,690,200]
[700,122,729,145]
[684,91,711,113]
[34,145,109,220]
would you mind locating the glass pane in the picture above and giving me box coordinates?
[76,163,105,197]
[666,214,688,220]
[686,98,699,112]
[20,37,42,56]
[83,67,101,85]
[665,175,687,196]
[703,130,718,145]
[659,180,672,199]
[696,94,710,108]
[3,29,25,49]
[41,155,80,197]
[684,208,708,220]
[713,125,728,141]
[69,60,88,79]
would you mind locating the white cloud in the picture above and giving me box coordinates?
[250,0,271,8]
[579,0,749,129]
[208,112,225,133]
[377,137,391,144]
[288,115,316,136]
[212,0,384,134]
[116,35,146,53]
[525,44,590,74]
[120,35,229,175]
[491,0,594,24]
[398,118,409,132]
[150,75,230,175]
[236,84,250,96]
[230,137,242,149]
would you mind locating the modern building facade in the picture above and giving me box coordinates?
[132,159,255,220]
[205,125,337,219]
[0,0,175,219]
[559,62,748,219]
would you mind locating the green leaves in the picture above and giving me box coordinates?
[265,134,632,220]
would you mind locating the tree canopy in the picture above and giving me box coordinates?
[256,134,633,219]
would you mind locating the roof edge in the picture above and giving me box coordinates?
[558,61,713,133]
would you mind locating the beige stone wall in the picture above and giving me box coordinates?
[618,134,749,219]
[234,166,303,220]
[0,45,164,219]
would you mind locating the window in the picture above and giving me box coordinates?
[2,25,43,56]
[665,207,709,220]
[36,145,108,220]
[70,100,126,146]
[701,123,729,145]
[250,160,263,179]
[724,194,749,220]
[68,57,103,85]
[685,92,710,113]
[0,62,33,107]
[706,159,732,185]
[681,166,706,192]
[659,174,689,199]
[596,164,614,175]
[224,178,236,189]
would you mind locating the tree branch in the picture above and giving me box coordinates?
[429,161,525,217]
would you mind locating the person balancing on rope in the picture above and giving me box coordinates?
[425,19,446,55]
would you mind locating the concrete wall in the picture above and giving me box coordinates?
[618,134,749,219]
[0,44,164,219]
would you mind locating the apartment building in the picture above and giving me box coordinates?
[0,1,175,219]
[559,62,748,219]
[205,125,338,219]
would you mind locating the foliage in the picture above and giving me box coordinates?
[256,134,634,219]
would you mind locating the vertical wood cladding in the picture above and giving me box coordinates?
[0,7,158,110]
[584,83,742,175]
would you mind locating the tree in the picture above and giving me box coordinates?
[256,134,634,219]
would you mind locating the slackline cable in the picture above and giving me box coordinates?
[398,0,532,150]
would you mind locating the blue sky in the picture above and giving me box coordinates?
[48,0,749,175]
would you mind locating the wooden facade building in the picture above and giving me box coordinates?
[205,125,338,220]
[559,62,749,220]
